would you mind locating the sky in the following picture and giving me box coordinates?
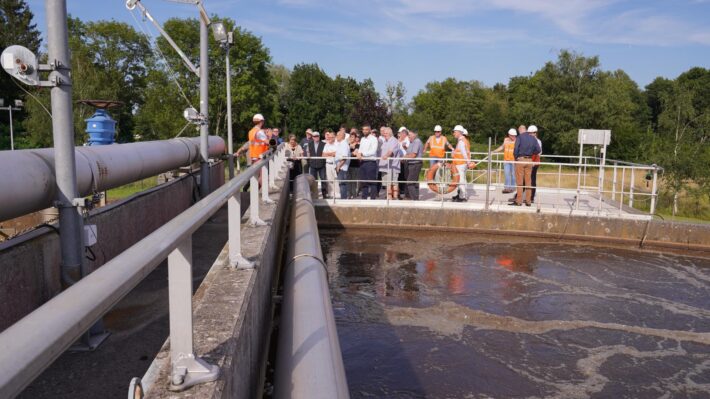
[26,0,710,98]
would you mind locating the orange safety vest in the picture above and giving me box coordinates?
[248,127,269,160]
[429,136,446,158]
[503,138,515,161]
[453,138,470,166]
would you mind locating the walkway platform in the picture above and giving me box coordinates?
[319,183,651,221]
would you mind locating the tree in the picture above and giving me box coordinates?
[24,18,153,146]
[385,81,408,128]
[135,18,277,144]
[284,63,340,134]
[0,0,42,149]
[350,81,390,128]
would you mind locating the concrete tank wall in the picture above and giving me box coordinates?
[315,204,710,254]
[0,163,225,332]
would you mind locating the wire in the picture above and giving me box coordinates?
[11,77,52,118]
[174,121,193,138]
[128,8,195,109]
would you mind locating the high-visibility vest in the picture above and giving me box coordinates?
[453,138,470,166]
[430,136,446,158]
[248,127,269,159]
[503,139,515,161]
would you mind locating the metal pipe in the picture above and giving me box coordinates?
[199,13,210,197]
[0,154,271,398]
[275,174,349,399]
[46,0,86,278]
[485,137,491,210]
[0,136,225,222]
[225,33,234,179]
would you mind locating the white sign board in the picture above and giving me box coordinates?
[578,129,611,146]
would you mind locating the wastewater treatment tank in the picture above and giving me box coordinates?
[321,229,710,398]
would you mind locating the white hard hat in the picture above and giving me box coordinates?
[312,131,320,137]
[528,125,538,133]
[453,125,465,133]
[508,128,517,136]
[253,113,265,121]
[462,128,469,136]
[434,125,442,132]
[398,126,408,133]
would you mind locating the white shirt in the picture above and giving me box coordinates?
[456,138,470,162]
[399,137,410,157]
[359,134,379,158]
[323,142,338,164]
[335,139,351,171]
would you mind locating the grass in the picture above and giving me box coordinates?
[105,177,159,202]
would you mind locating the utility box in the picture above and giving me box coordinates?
[86,109,116,146]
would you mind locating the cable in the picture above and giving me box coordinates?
[174,121,193,138]
[128,8,195,109]
[11,77,52,118]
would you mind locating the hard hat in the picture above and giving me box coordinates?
[528,125,538,133]
[398,126,408,133]
[462,128,469,136]
[508,128,517,136]
[434,125,442,132]
[253,113,265,121]
[312,131,320,137]
[453,125,465,133]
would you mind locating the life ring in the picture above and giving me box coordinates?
[426,162,460,194]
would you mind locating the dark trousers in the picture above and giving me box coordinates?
[406,161,423,200]
[399,161,408,198]
[359,160,378,199]
[288,160,303,191]
[531,165,539,202]
[310,166,327,198]
[338,169,349,199]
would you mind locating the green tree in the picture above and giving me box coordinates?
[0,0,42,149]
[284,63,340,134]
[24,18,153,146]
[350,80,390,128]
[385,81,408,128]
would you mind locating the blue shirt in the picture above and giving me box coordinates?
[514,133,541,159]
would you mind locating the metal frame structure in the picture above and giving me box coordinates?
[0,146,287,397]
[299,151,661,217]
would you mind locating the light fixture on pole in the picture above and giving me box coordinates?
[216,26,236,178]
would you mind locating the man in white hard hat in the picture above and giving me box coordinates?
[511,124,541,206]
[451,125,473,202]
[236,113,269,164]
[424,125,454,166]
[528,125,542,203]
[493,128,518,193]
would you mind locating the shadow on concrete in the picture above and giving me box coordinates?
[18,194,248,399]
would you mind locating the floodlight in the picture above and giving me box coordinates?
[1,45,40,86]
[211,22,227,43]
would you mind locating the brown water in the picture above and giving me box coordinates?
[321,229,710,399]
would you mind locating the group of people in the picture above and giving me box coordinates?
[239,113,543,204]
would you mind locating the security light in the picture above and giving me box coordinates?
[211,22,227,43]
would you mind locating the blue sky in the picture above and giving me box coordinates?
[26,0,710,98]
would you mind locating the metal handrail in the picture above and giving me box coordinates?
[0,146,287,397]
[296,152,659,215]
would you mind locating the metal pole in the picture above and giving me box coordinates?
[575,140,583,210]
[650,166,658,215]
[46,0,86,278]
[611,161,617,201]
[9,106,14,151]
[227,194,252,268]
[629,168,635,208]
[225,34,234,179]
[199,14,210,196]
[485,137,491,210]
[168,236,220,390]
[598,145,606,212]
[248,175,266,226]
[262,166,274,204]
[619,167,625,213]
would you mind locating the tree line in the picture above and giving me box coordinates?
[0,0,708,218]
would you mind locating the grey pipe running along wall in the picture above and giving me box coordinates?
[0,136,225,222]
[275,174,350,399]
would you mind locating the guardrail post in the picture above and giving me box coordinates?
[485,137,491,210]
[269,158,277,189]
[611,162,618,201]
[249,175,266,226]
[228,194,253,269]
[619,167,626,212]
[649,166,658,215]
[629,168,635,208]
[262,166,275,204]
[168,236,219,391]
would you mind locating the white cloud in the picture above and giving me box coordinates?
[252,0,710,47]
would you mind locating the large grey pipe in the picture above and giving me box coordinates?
[274,174,349,399]
[0,136,225,222]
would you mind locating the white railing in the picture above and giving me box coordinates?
[0,146,288,397]
[294,147,660,216]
